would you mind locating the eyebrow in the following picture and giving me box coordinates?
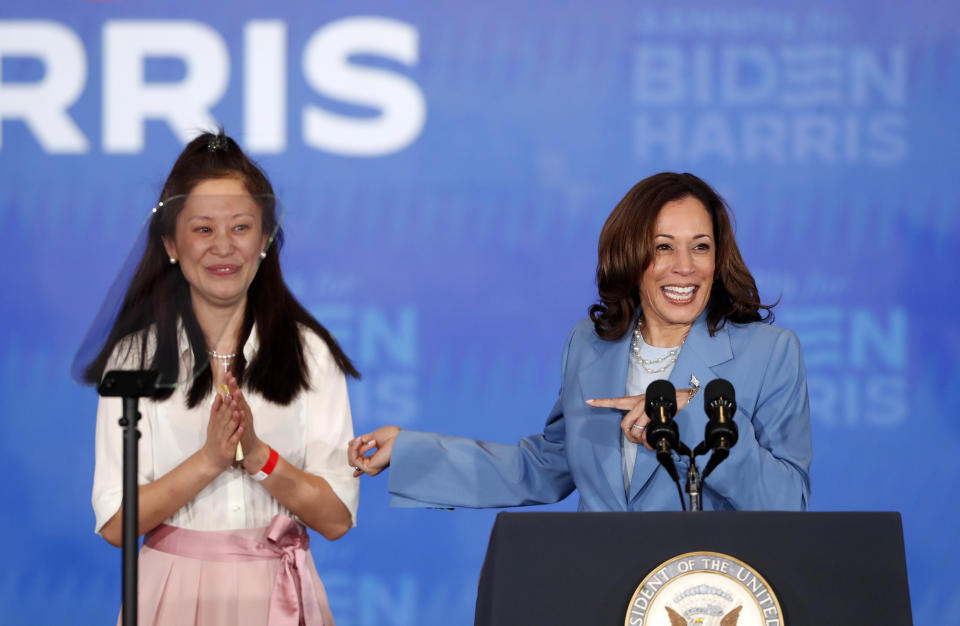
[184,212,256,221]
[655,233,713,239]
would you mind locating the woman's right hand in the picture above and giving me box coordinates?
[201,393,244,472]
[588,394,652,449]
[348,426,401,477]
[587,389,696,451]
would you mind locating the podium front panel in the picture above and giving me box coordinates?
[476,511,912,625]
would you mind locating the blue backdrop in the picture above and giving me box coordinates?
[1,1,957,623]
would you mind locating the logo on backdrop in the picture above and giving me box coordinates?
[624,551,783,626]
[631,8,908,165]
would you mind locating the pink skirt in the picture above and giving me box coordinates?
[122,516,334,626]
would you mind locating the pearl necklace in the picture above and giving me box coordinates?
[208,349,237,374]
[630,318,685,374]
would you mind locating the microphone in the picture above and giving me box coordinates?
[699,378,738,479]
[644,380,686,482]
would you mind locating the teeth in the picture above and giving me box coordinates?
[662,286,696,302]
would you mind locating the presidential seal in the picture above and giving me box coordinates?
[624,551,783,626]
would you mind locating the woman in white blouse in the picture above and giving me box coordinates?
[86,131,359,626]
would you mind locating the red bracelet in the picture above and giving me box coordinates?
[251,447,279,482]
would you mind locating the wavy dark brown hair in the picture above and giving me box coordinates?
[588,172,774,341]
[83,131,358,406]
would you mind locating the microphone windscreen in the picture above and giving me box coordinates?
[704,378,735,408]
[645,379,677,412]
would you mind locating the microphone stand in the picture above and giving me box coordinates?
[688,381,738,513]
[689,438,734,512]
[685,457,702,512]
[99,370,159,626]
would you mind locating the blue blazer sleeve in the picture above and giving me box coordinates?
[387,331,578,509]
[702,328,812,510]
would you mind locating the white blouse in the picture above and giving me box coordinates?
[92,325,359,533]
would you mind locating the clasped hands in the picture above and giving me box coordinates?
[203,372,270,474]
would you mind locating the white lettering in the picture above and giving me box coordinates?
[303,17,426,157]
[780,45,843,107]
[647,569,669,592]
[634,113,683,160]
[103,20,229,152]
[0,20,88,152]
[360,306,417,365]
[743,114,787,162]
[244,20,287,153]
[794,114,838,162]
[635,112,905,165]
[866,113,908,164]
[691,45,711,104]
[358,575,418,626]
[851,308,906,367]
[865,376,907,427]
[851,46,906,105]
[634,45,684,103]
[631,43,908,165]
[723,46,776,105]
[843,114,861,162]
[689,113,737,161]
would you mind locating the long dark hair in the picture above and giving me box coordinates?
[83,131,359,406]
[588,172,774,341]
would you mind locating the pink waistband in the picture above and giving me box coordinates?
[145,514,323,626]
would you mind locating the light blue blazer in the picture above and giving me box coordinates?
[388,312,812,511]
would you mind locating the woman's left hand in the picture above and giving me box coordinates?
[225,372,269,473]
[587,388,696,451]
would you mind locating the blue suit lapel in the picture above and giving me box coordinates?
[577,328,632,510]
[626,314,735,505]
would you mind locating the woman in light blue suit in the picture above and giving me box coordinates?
[349,172,811,511]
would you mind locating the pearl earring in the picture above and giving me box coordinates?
[169,257,177,265]
[259,250,267,259]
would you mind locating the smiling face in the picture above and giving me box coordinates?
[637,195,716,346]
[162,177,267,317]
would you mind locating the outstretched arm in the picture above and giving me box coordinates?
[348,323,582,510]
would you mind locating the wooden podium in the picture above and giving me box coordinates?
[475,512,913,625]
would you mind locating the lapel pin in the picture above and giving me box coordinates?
[687,373,701,404]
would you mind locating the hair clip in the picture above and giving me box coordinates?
[207,135,229,152]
